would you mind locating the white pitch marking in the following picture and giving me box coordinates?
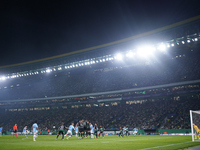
[139,141,191,150]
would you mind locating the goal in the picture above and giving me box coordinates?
[190,110,200,141]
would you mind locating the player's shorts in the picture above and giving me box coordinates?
[90,130,94,134]
[67,130,72,135]
[14,130,17,133]
[79,128,84,132]
[75,131,78,134]
[33,131,38,135]
[58,131,64,135]
[126,131,128,134]
[95,130,98,134]
[134,131,138,134]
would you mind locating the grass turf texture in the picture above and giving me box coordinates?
[0,135,200,150]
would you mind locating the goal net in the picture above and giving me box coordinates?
[190,110,200,141]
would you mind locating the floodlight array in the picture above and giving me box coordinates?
[0,34,199,81]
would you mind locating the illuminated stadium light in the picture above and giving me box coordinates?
[58,67,62,70]
[171,43,174,47]
[167,44,170,47]
[72,65,75,68]
[187,39,191,43]
[96,60,99,63]
[46,69,51,73]
[76,64,78,67]
[157,43,166,51]
[0,76,6,81]
[182,41,185,44]
[126,51,135,58]
[115,53,123,60]
[103,59,105,62]
[100,59,102,62]
[137,45,156,57]
[177,43,179,45]
[194,38,198,41]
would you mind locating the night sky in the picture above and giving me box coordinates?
[1,0,199,66]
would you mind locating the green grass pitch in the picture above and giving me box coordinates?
[0,135,200,150]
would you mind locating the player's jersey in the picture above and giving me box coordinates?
[123,128,126,133]
[75,127,78,132]
[32,123,38,132]
[0,127,2,132]
[120,129,123,133]
[78,122,84,129]
[134,128,138,132]
[126,128,129,132]
[100,127,104,132]
[68,125,74,131]
[59,125,65,131]
[94,125,98,131]
[90,125,94,132]
[194,125,199,132]
[23,127,27,132]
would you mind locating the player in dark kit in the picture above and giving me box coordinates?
[119,127,123,138]
[125,126,129,136]
[78,120,84,139]
[56,123,65,140]
[94,123,98,139]
[86,120,90,138]
[99,125,105,138]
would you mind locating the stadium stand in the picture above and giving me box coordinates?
[0,19,200,133]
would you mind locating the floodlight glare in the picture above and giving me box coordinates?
[46,69,51,73]
[158,43,166,51]
[1,76,6,81]
[137,45,156,57]
[194,38,198,41]
[115,53,123,60]
[126,51,134,58]
[182,41,185,44]
[187,40,190,43]
[171,43,174,47]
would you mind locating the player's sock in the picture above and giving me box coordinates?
[15,133,17,137]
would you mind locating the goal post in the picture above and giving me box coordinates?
[190,110,200,141]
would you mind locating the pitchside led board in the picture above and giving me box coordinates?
[190,110,200,141]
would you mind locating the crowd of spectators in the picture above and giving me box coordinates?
[0,93,199,131]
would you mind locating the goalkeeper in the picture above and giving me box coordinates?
[193,124,200,140]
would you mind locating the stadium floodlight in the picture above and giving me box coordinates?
[100,59,102,62]
[157,43,166,51]
[187,39,191,43]
[76,64,78,67]
[115,53,123,60]
[167,44,170,47]
[103,59,105,62]
[0,76,6,81]
[96,60,99,63]
[194,38,198,41]
[46,69,51,73]
[171,43,174,47]
[58,67,62,70]
[137,45,156,57]
[182,41,185,44]
[126,51,135,58]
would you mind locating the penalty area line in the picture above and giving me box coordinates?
[139,141,191,150]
